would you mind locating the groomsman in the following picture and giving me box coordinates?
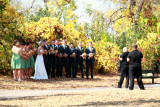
[49,40,56,78]
[59,39,70,78]
[55,40,61,78]
[69,43,76,78]
[85,42,96,79]
[75,42,84,78]
[43,39,50,77]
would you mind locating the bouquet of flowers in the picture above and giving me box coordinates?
[49,48,54,54]
[27,50,33,57]
[63,53,68,58]
[71,52,76,58]
[33,48,37,55]
[43,50,48,55]
[21,49,28,59]
[89,53,94,58]
[82,53,86,59]
[55,50,58,56]
[58,53,63,58]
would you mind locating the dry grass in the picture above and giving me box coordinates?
[0,74,160,90]
[0,74,160,107]
[0,87,160,107]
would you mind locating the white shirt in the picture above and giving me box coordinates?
[89,47,92,52]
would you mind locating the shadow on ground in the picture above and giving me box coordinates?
[70,99,160,106]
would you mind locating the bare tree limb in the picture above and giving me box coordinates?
[135,0,145,22]
[109,7,127,18]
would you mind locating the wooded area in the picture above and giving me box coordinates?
[0,0,160,74]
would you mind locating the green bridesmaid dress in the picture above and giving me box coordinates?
[30,56,35,68]
[11,52,25,69]
[25,57,31,69]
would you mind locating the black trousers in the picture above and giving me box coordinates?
[69,58,76,78]
[60,57,69,77]
[43,55,50,77]
[118,65,129,88]
[56,56,61,77]
[49,54,56,78]
[129,66,144,90]
[86,58,94,79]
[76,58,84,78]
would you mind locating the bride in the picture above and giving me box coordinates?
[34,41,48,79]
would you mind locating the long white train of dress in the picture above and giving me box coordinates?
[34,55,48,79]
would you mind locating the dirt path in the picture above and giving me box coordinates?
[1,84,160,100]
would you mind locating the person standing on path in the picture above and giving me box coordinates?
[127,44,145,90]
[117,47,129,88]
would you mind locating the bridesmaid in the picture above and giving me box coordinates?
[26,42,34,78]
[11,40,27,82]
[29,43,35,77]
[21,42,28,79]
[24,42,30,79]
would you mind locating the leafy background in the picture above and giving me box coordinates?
[0,0,160,75]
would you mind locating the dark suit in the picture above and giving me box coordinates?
[85,47,95,79]
[49,44,56,78]
[75,47,84,78]
[69,48,76,78]
[59,45,70,77]
[43,45,50,77]
[55,44,61,77]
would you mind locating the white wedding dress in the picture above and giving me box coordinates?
[33,49,48,79]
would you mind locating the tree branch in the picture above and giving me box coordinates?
[135,0,145,22]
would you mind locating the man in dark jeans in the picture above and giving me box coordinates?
[127,44,145,90]
[117,47,129,88]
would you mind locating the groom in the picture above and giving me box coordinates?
[43,39,50,77]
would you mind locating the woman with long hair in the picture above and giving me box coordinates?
[11,40,28,81]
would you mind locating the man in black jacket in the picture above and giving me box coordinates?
[127,44,145,90]
[49,40,56,78]
[43,39,50,77]
[75,42,84,78]
[85,42,95,79]
[55,40,61,78]
[69,43,76,78]
[117,47,129,88]
[59,39,70,78]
